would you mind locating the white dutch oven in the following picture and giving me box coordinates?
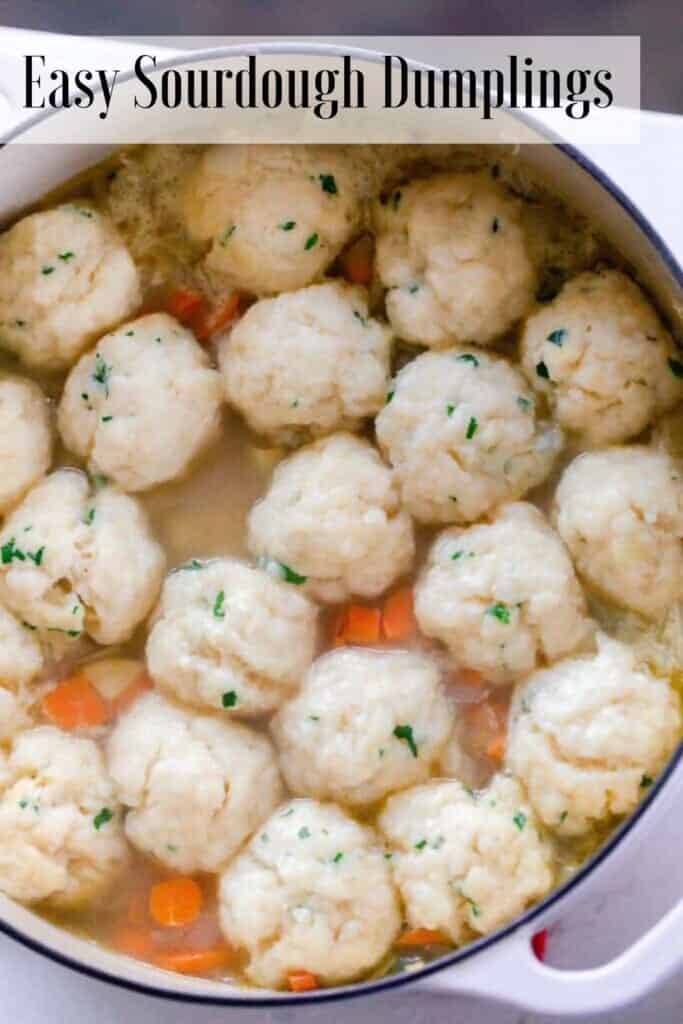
[0,39,681,1018]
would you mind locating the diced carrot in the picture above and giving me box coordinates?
[113,672,153,714]
[339,235,374,285]
[154,947,233,975]
[149,878,203,928]
[487,734,506,763]
[113,924,153,959]
[42,674,110,731]
[193,291,241,340]
[395,928,446,947]
[166,288,205,324]
[333,605,382,646]
[382,588,415,641]
[287,970,318,992]
[532,929,548,961]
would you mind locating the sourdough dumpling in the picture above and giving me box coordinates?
[520,269,683,445]
[220,281,392,445]
[248,433,414,603]
[0,203,140,370]
[271,648,453,807]
[146,559,318,716]
[554,447,683,619]
[0,727,128,908]
[0,469,164,644]
[0,376,51,513]
[378,775,554,944]
[218,798,401,989]
[506,635,681,836]
[376,349,563,524]
[183,145,361,295]
[415,503,594,684]
[58,313,222,492]
[373,171,536,348]
[107,692,283,872]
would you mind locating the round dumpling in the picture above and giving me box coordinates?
[272,648,453,807]
[0,376,51,513]
[0,203,140,370]
[506,635,681,836]
[147,558,318,716]
[378,774,554,944]
[107,692,283,872]
[520,269,683,445]
[376,349,563,524]
[218,798,401,989]
[373,171,536,348]
[0,726,128,907]
[58,313,222,492]
[415,503,594,684]
[0,469,165,645]
[247,432,414,603]
[183,145,361,295]
[554,447,683,619]
[220,281,392,445]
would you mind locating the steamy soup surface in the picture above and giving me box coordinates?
[0,143,681,992]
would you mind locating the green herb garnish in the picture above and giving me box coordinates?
[546,329,567,346]
[213,590,226,618]
[222,690,237,708]
[466,416,478,439]
[318,174,338,195]
[457,353,479,367]
[304,232,319,251]
[640,774,654,789]
[486,602,511,624]
[512,811,527,831]
[536,361,550,380]
[279,220,296,231]
[393,723,418,758]
[93,808,113,830]
[298,826,311,839]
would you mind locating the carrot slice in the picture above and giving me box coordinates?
[382,588,415,641]
[42,674,109,731]
[149,878,203,928]
[395,928,446,947]
[287,970,318,992]
[193,292,241,340]
[154,947,233,975]
[113,924,153,959]
[339,234,374,285]
[487,734,506,763]
[113,672,153,714]
[333,605,382,646]
[166,288,205,324]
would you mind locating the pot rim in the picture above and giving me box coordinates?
[1,39,682,1007]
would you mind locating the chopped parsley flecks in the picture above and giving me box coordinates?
[486,602,511,625]
[58,251,75,262]
[517,396,532,412]
[124,330,134,337]
[304,232,319,251]
[512,810,527,831]
[466,416,478,439]
[414,839,427,851]
[73,206,94,219]
[261,833,269,843]
[393,723,418,758]
[92,353,112,397]
[222,690,237,708]
[41,265,55,276]
[536,361,550,380]
[26,546,44,566]
[219,224,237,246]
[281,807,295,817]
[457,353,479,368]
[82,507,96,526]
[386,389,395,404]
[668,357,683,379]
[546,328,567,347]
[92,473,109,490]
[308,715,320,722]
[640,774,654,789]
[559,810,568,824]
[279,220,296,231]
[446,402,457,417]
[48,627,81,638]
[93,807,113,830]
[491,217,500,233]
[520,697,531,713]
[332,851,344,863]
[179,559,203,571]
[101,415,113,423]
[408,283,420,294]
[18,798,30,809]
[1,538,26,565]
[451,550,464,561]
[353,310,369,327]
[298,826,311,839]
[278,562,307,585]
[463,895,481,918]
[384,851,393,860]
[319,173,338,195]
[213,590,226,618]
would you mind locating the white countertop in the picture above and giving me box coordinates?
[0,31,681,1022]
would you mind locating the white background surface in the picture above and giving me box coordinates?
[0,29,681,1024]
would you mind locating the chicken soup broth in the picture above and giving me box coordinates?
[0,143,680,992]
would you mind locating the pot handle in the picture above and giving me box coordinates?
[420,896,683,1016]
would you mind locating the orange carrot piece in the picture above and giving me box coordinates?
[193,292,240,340]
[457,668,486,687]
[334,605,382,646]
[113,924,153,959]
[487,734,506,763]
[42,675,109,731]
[382,588,415,641]
[149,878,203,928]
[287,970,318,992]
[154,947,233,975]
[166,288,205,324]
[339,235,374,285]
[395,928,446,947]
[113,672,153,715]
